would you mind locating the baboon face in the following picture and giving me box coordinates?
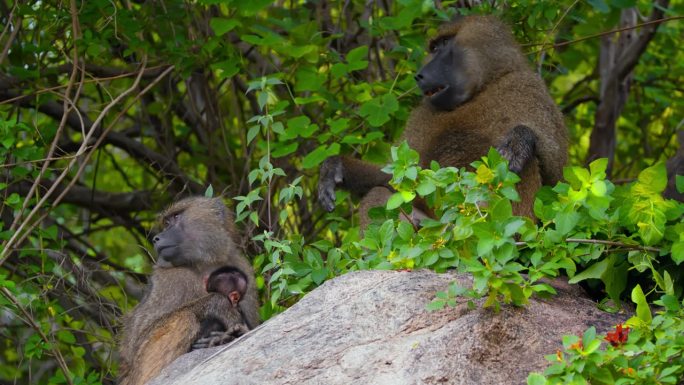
[153,197,235,267]
[206,266,248,307]
[415,32,475,111]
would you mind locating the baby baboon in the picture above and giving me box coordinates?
[319,15,568,227]
[192,266,251,350]
[118,197,259,385]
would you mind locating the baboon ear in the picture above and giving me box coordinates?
[211,198,227,219]
[228,290,241,306]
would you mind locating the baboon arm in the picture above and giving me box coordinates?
[319,155,392,211]
[191,323,249,350]
[124,311,199,385]
[121,294,235,385]
[496,125,537,175]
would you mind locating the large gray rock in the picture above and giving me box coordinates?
[149,270,626,385]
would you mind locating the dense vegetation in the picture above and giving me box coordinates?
[0,1,682,384]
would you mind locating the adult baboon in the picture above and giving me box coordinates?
[118,197,259,385]
[319,15,568,227]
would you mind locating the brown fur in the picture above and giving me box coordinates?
[319,16,567,227]
[118,197,259,385]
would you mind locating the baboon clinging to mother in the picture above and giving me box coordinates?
[118,197,259,385]
[319,15,568,226]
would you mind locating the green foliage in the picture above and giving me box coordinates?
[356,147,682,312]
[528,292,684,385]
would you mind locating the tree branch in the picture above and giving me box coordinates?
[10,181,153,213]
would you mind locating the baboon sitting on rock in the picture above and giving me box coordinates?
[118,197,259,385]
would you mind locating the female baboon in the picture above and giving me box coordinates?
[118,197,259,385]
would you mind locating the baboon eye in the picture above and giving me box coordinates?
[430,36,450,52]
[163,213,181,228]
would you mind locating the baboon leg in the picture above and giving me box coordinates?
[496,125,537,175]
[512,157,542,218]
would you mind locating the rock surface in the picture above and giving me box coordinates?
[149,270,627,385]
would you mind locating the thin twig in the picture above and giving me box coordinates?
[525,16,683,54]
[0,65,171,105]
[565,238,661,253]
[515,238,661,254]
[0,2,21,66]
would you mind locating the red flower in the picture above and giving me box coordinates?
[605,323,630,347]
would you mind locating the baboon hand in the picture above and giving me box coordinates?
[318,156,343,212]
[191,323,249,350]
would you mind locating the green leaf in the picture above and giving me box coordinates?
[676,175,684,193]
[659,295,680,311]
[399,190,416,203]
[204,185,214,198]
[554,210,579,236]
[475,164,494,184]
[568,255,626,303]
[331,63,348,78]
[504,219,525,237]
[590,180,607,196]
[271,142,298,158]
[527,373,547,385]
[588,158,608,178]
[358,93,399,127]
[387,192,404,210]
[247,125,260,144]
[212,58,240,79]
[302,143,340,169]
[346,46,369,70]
[490,198,512,220]
[563,166,590,188]
[637,163,667,193]
[416,181,436,196]
[426,299,446,311]
[631,284,652,324]
[311,268,328,285]
[397,221,414,240]
[672,241,684,265]
[285,116,312,139]
[588,0,610,12]
[210,18,240,35]
[237,0,275,15]
[57,330,76,344]
[0,273,15,289]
